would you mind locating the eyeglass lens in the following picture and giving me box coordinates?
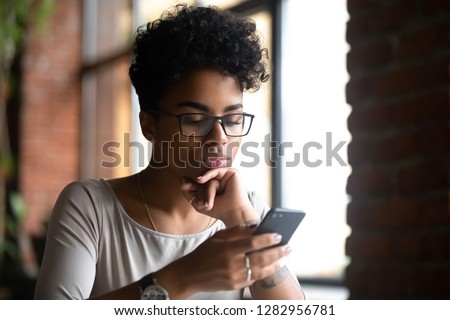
[179,114,252,137]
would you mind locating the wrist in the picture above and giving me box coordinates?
[222,204,260,228]
[138,272,170,300]
[154,261,192,300]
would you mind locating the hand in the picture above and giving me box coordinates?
[156,224,291,299]
[180,168,258,226]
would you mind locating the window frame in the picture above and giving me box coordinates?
[80,0,348,295]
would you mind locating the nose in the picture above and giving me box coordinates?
[206,119,228,145]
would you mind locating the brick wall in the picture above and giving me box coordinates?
[20,0,81,236]
[345,0,449,298]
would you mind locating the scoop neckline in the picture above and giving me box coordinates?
[98,178,220,239]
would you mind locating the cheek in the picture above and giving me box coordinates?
[198,138,242,168]
[227,139,241,158]
[154,121,179,141]
[170,137,204,167]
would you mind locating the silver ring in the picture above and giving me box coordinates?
[245,255,252,281]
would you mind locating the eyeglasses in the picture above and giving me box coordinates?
[147,110,255,137]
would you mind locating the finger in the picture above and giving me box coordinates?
[244,254,253,282]
[214,231,281,257]
[181,188,197,205]
[245,246,291,281]
[201,179,220,210]
[229,232,283,255]
[197,168,234,184]
[180,182,197,191]
[181,177,210,209]
[180,178,198,204]
[248,245,291,269]
[181,178,209,208]
[180,177,197,191]
[212,223,258,241]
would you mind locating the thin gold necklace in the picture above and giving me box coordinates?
[137,171,214,232]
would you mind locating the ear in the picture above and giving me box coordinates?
[139,111,157,142]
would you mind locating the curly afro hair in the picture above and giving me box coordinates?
[129,4,270,111]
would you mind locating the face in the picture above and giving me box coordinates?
[140,68,245,179]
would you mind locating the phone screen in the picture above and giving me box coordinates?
[253,208,305,246]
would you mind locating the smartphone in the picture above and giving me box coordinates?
[253,208,305,246]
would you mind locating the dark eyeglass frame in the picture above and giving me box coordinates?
[146,109,255,137]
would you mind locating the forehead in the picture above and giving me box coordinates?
[159,68,243,111]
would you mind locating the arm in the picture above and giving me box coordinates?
[181,169,306,300]
[250,265,305,299]
[37,180,297,300]
[35,182,98,299]
[234,207,306,300]
[95,223,288,300]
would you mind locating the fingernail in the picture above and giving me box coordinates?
[285,246,292,255]
[273,234,282,243]
[197,176,203,180]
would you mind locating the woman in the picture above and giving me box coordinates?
[35,4,305,300]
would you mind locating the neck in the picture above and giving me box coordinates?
[137,166,214,234]
[139,166,193,217]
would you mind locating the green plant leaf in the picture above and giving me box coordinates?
[9,192,26,221]
[34,0,55,35]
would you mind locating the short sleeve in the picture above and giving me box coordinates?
[34,181,101,299]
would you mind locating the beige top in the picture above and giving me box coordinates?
[35,178,270,299]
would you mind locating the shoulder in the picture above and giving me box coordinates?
[57,179,112,203]
[52,179,115,224]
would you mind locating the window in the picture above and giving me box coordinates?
[81,0,133,179]
[81,0,350,297]
[281,0,351,289]
[129,1,274,204]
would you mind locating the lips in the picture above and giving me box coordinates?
[204,156,231,168]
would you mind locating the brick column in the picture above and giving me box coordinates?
[345,0,449,298]
[20,0,81,236]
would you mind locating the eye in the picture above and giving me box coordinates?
[182,114,208,125]
[224,115,243,126]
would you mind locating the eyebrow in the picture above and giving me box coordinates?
[176,101,243,112]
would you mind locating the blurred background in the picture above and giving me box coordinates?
[0,0,448,299]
